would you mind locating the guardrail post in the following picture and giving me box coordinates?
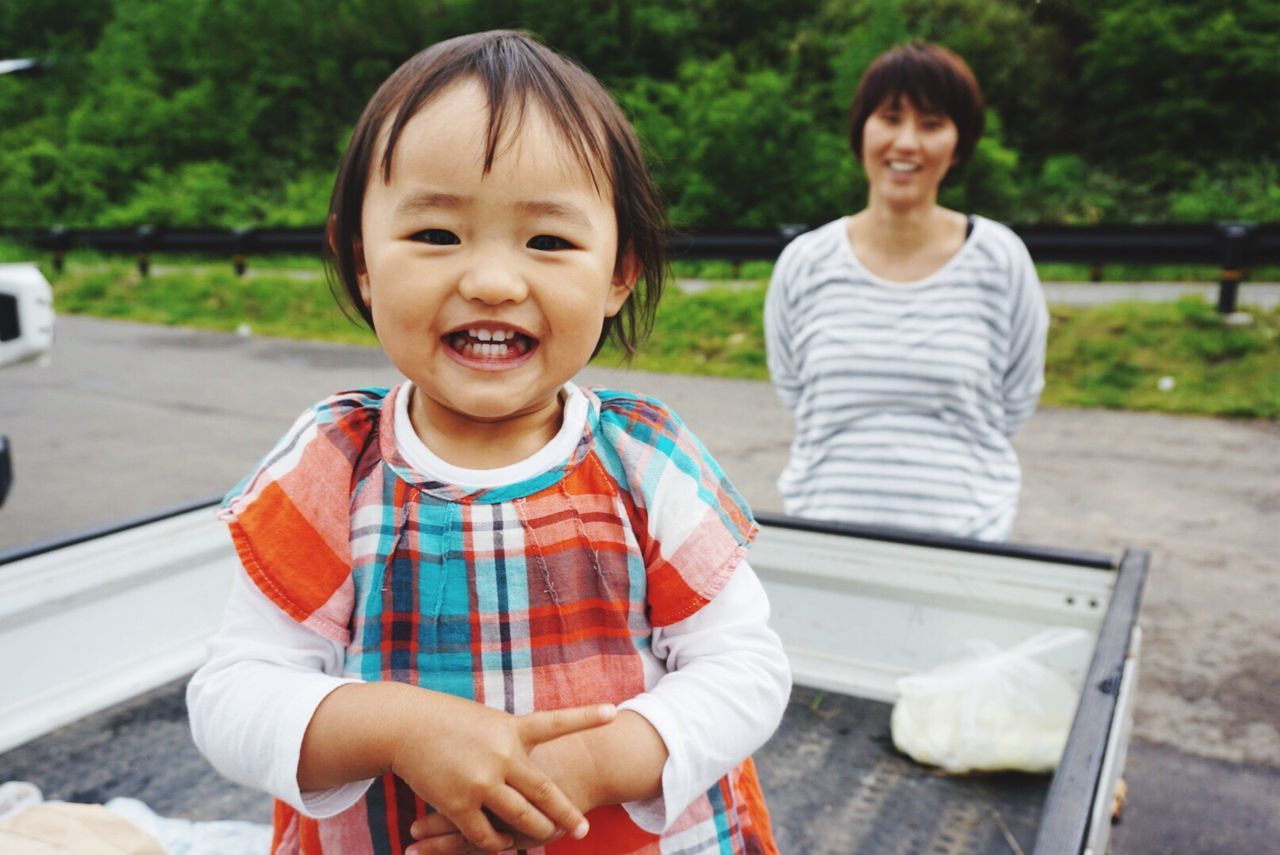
[135,225,155,277]
[1216,223,1249,314]
[49,225,68,275]
[231,226,253,276]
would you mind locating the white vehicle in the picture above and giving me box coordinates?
[0,504,1144,854]
[0,263,54,369]
[0,263,55,507]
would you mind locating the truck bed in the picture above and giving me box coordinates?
[1,504,1146,854]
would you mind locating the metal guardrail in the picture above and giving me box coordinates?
[3,222,1277,312]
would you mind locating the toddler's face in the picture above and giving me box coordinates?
[357,79,632,460]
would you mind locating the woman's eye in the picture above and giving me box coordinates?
[413,229,459,245]
[528,235,572,251]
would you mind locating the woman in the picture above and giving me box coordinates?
[764,42,1048,541]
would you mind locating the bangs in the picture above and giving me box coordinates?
[865,50,969,119]
[376,39,613,197]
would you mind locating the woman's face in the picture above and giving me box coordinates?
[860,96,959,211]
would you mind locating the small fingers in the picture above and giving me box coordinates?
[404,831,485,855]
[508,762,590,841]
[448,810,512,855]
[484,784,559,843]
[516,703,616,747]
[410,813,458,841]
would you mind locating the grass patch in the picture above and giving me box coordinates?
[47,260,375,346]
[18,255,1280,419]
[598,283,768,377]
[1043,297,1279,418]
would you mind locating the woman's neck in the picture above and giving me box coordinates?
[847,200,968,282]
[858,198,950,251]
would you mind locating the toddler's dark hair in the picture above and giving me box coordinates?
[326,30,667,358]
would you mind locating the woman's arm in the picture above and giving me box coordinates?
[765,241,805,413]
[1000,238,1050,437]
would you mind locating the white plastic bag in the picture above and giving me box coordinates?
[890,627,1089,774]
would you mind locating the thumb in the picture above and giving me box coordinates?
[516,703,617,746]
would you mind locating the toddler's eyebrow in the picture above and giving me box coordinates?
[392,192,593,233]
[394,191,466,217]
[520,200,594,232]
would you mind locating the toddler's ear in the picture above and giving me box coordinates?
[326,215,371,307]
[354,238,371,307]
[607,249,641,316]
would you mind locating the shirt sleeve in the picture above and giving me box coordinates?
[765,239,804,413]
[1000,238,1049,438]
[616,559,792,833]
[596,392,758,627]
[186,567,371,818]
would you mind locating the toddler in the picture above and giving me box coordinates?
[187,30,790,855]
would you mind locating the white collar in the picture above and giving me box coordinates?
[393,380,589,488]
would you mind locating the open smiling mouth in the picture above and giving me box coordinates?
[445,327,536,362]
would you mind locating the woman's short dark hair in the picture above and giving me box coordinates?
[326,30,667,358]
[848,41,985,180]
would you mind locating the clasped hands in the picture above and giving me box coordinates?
[398,699,617,855]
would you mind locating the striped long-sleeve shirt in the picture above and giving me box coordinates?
[764,215,1048,541]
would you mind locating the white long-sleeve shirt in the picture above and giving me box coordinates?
[187,382,791,834]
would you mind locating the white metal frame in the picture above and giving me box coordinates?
[0,508,236,753]
[751,523,1117,702]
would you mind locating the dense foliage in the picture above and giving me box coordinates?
[2,0,1277,229]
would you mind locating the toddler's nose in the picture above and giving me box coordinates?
[459,260,528,305]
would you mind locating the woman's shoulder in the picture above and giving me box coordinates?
[779,217,848,259]
[771,217,850,288]
[969,215,1033,264]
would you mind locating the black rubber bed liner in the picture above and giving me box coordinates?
[3,680,1048,854]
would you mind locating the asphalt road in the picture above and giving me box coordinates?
[2,315,1277,852]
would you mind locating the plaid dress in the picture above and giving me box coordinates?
[220,385,779,855]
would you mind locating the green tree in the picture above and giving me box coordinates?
[623,54,856,228]
[1079,0,1280,186]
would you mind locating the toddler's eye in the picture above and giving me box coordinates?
[528,235,572,251]
[413,229,460,245]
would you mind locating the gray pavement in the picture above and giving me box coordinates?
[2,315,1278,852]
[1041,280,1279,310]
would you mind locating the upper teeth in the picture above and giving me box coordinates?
[469,328,510,342]
[889,161,918,172]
